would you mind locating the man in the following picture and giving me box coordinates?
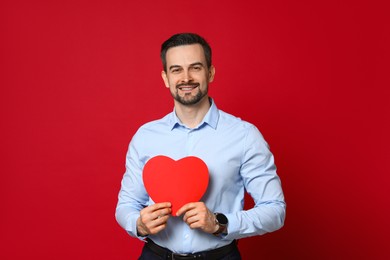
[116,33,286,259]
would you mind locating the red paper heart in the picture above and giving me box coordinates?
[143,155,209,216]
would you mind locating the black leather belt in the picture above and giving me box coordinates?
[145,238,238,259]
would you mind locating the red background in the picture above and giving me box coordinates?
[1,0,389,259]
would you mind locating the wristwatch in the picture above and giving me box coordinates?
[213,213,228,235]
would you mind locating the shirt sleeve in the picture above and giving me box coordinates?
[115,134,149,240]
[224,125,286,240]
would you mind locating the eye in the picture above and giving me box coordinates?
[171,68,182,73]
[191,66,202,71]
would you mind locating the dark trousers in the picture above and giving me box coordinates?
[139,241,242,260]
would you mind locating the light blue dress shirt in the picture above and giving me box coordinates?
[116,99,286,254]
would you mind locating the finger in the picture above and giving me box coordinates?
[187,214,210,230]
[144,214,171,234]
[182,208,198,222]
[149,202,172,212]
[176,202,196,216]
[141,202,171,219]
[156,214,170,224]
[185,214,199,226]
[152,207,172,220]
[140,204,171,225]
[149,221,169,234]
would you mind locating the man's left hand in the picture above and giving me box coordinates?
[176,202,218,234]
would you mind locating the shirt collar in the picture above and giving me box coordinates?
[169,98,219,130]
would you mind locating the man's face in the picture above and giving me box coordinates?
[162,44,215,106]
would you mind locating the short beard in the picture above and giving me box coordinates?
[171,86,207,106]
[171,87,207,106]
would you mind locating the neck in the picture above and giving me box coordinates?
[174,97,211,129]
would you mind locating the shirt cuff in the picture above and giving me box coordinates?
[126,212,148,241]
[221,213,239,240]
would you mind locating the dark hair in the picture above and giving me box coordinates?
[160,33,212,72]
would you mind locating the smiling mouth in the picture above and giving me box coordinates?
[177,83,199,91]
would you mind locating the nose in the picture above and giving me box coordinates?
[181,69,193,83]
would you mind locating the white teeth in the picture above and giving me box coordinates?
[179,86,196,91]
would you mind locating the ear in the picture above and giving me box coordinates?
[161,70,169,88]
[208,65,215,83]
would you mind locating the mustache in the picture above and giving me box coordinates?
[176,82,199,88]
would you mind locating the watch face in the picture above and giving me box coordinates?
[216,213,228,225]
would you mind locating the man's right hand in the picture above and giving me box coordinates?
[136,202,172,236]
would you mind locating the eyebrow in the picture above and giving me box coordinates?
[168,65,181,71]
[168,62,205,71]
[189,62,204,67]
